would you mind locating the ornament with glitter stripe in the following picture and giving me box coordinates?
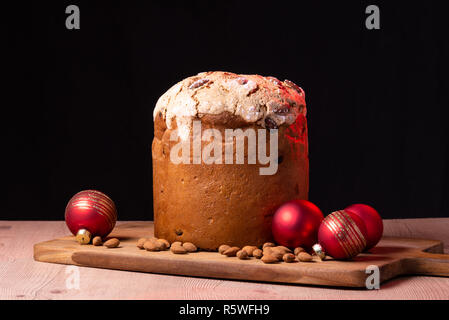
[65,190,117,244]
[317,210,368,259]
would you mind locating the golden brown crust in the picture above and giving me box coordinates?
[152,115,309,250]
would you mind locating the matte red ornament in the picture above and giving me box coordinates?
[318,210,368,260]
[345,203,383,250]
[272,199,324,249]
[65,190,117,244]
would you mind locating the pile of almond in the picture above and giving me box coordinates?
[136,237,198,254]
[135,237,323,263]
[86,236,120,248]
[218,242,319,264]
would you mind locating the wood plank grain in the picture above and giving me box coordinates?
[1,219,449,299]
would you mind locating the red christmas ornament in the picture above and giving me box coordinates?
[318,210,367,260]
[272,199,324,249]
[65,190,117,244]
[345,203,383,250]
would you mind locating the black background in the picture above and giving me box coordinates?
[4,1,448,220]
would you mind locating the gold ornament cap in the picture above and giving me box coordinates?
[312,243,326,261]
[76,229,92,244]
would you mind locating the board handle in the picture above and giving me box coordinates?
[405,251,449,277]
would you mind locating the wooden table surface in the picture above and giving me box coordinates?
[1,219,449,300]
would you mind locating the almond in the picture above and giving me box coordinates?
[252,249,263,259]
[283,253,296,263]
[218,244,231,254]
[144,240,159,251]
[182,242,197,252]
[104,238,120,248]
[92,236,102,246]
[263,247,283,260]
[158,238,170,249]
[262,242,275,249]
[236,250,249,260]
[189,78,210,90]
[298,252,313,262]
[172,241,182,247]
[276,246,292,254]
[261,254,278,264]
[155,239,168,250]
[294,247,305,255]
[242,245,258,256]
[136,238,147,249]
[223,247,240,257]
[170,244,187,254]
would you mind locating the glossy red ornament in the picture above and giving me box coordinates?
[318,210,368,259]
[65,190,117,244]
[272,199,324,249]
[345,204,383,250]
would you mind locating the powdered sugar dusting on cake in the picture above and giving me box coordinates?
[154,71,306,140]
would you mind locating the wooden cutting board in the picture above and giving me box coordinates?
[33,222,449,288]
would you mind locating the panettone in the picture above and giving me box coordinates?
[152,71,308,250]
